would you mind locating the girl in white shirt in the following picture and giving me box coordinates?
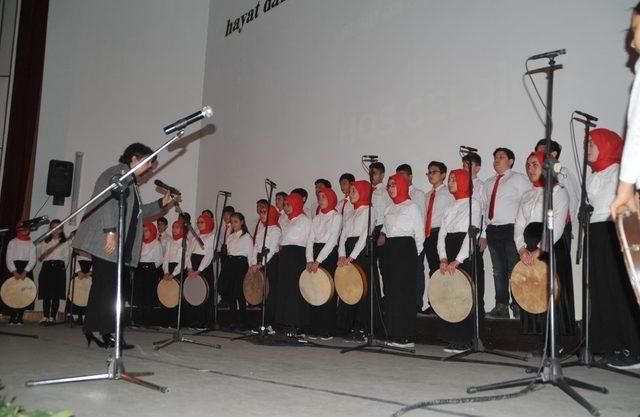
[586,129,640,362]
[133,222,163,325]
[305,188,342,339]
[381,174,424,349]
[5,221,37,325]
[218,212,253,329]
[184,214,216,328]
[37,219,70,324]
[159,219,186,327]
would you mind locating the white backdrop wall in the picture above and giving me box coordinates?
[198,0,636,315]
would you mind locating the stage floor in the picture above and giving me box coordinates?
[1,324,638,417]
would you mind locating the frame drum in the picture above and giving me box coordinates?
[510,259,560,314]
[334,262,368,305]
[299,267,334,306]
[616,210,640,307]
[157,277,180,308]
[1,277,37,309]
[184,273,210,306]
[70,276,92,307]
[428,268,473,323]
[243,269,269,306]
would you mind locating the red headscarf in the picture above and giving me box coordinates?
[198,214,214,235]
[143,222,157,244]
[262,204,281,228]
[450,169,472,200]
[527,151,546,188]
[589,128,623,173]
[16,221,30,241]
[172,218,185,240]
[352,180,371,209]
[388,173,410,205]
[285,193,305,220]
[318,188,338,214]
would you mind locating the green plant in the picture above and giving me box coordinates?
[0,384,72,417]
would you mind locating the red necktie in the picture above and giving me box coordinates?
[424,190,436,238]
[341,199,348,215]
[488,174,505,221]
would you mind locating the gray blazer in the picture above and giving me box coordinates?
[72,163,164,267]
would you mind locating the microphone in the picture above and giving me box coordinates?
[575,110,598,122]
[163,105,214,135]
[22,216,49,228]
[460,145,478,153]
[528,49,566,61]
[219,190,232,196]
[573,117,596,128]
[362,155,378,159]
[154,179,181,195]
[265,178,277,188]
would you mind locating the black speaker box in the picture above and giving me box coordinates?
[46,160,74,205]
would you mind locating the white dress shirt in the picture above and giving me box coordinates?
[38,238,70,265]
[280,214,312,247]
[278,210,289,229]
[187,232,215,271]
[514,185,569,250]
[620,60,640,188]
[424,183,456,230]
[215,223,232,251]
[306,210,342,263]
[437,198,481,264]
[226,230,253,258]
[559,166,580,222]
[372,183,392,226]
[339,205,372,260]
[338,197,354,225]
[587,163,619,223]
[162,238,184,276]
[483,169,532,226]
[140,239,163,267]
[472,177,486,232]
[381,200,424,254]
[305,201,319,219]
[409,185,427,220]
[157,230,171,253]
[6,238,37,273]
[251,223,281,265]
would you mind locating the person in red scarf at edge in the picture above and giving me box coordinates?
[133,222,163,326]
[337,180,382,342]
[160,218,187,328]
[586,129,640,367]
[514,151,575,356]
[275,192,311,338]
[248,204,282,335]
[437,169,482,353]
[380,174,424,349]
[183,214,216,329]
[4,221,37,325]
[305,187,342,340]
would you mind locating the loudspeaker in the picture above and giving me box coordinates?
[46,160,74,205]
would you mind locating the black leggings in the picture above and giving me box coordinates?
[42,299,60,319]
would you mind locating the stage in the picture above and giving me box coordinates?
[1,323,638,417]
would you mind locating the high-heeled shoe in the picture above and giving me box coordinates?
[84,332,108,348]
[102,333,134,350]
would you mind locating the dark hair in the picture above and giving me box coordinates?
[535,139,562,158]
[314,178,332,188]
[493,147,516,167]
[339,173,355,183]
[118,142,155,165]
[275,191,288,199]
[428,161,447,174]
[291,188,308,200]
[395,163,412,175]
[222,205,235,214]
[635,2,640,13]
[256,199,268,206]
[157,217,168,226]
[462,152,482,166]
[370,162,385,173]
[201,209,214,218]
[231,212,249,236]
[44,219,67,243]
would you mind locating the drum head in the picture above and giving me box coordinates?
[427,269,473,323]
[70,277,92,307]
[334,263,367,305]
[243,270,267,306]
[299,267,334,306]
[1,277,37,309]
[157,278,180,308]
[184,274,209,306]
[510,259,560,314]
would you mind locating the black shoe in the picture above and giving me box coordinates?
[102,333,135,350]
[423,306,435,316]
[487,303,509,319]
[510,303,521,320]
[84,332,108,349]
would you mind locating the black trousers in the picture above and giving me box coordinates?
[264,254,279,327]
[383,236,418,341]
[84,256,126,334]
[220,255,249,326]
[308,243,337,336]
[133,262,160,325]
[38,260,66,319]
[486,224,519,306]
[274,245,307,330]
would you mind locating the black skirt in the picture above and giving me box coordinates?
[274,245,308,329]
[589,221,640,356]
[383,236,418,341]
[264,253,279,326]
[219,255,249,325]
[133,262,160,308]
[38,260,67,300]
[308,243,338,336]
[519,222,576,336]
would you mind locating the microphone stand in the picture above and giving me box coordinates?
[152,201,221,351]
[467,57,606,417]
[562,119,639,380]
[443,150,527,363]
[341,156,413,355]
[26,128,193,393]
